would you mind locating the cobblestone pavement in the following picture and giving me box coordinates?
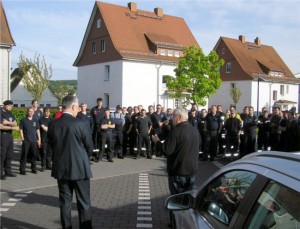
[0,141,222,229]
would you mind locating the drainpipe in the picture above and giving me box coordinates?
[155,61,163,106]
[269,81,274,113]
[7,46,12,100]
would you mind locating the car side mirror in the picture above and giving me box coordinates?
[165,193,193,211]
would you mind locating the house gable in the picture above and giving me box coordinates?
[214,35,298,83]
[74,1,199,66]
[0,1,15,46]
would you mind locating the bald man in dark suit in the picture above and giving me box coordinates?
[48,95,94,229]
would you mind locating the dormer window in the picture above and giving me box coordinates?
[97,19,101,28]
[168,50,173,56]
[160,50,166,56]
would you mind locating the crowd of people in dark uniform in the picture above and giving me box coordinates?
[1,97,300,180]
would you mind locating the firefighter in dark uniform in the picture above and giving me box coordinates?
[240,106,249,157]
[285,110,300,152]
[39,107,54,171]
[198,109,207,155]
[112,105,125,159]
[188,108,202,154]
[257,110,271,151]
[243,106,257,154]
[123,106,133,156]
[19,107,41,174]
[278,110,289,151]
[0,100,19,180]
[224,107,241,154]
[270,106,282,151]
[97,107,115,162]
[203,105,223,161]
[135,109,152,159]
[77,103,94,134]
[217,105,226,156]
[90,98,105,150]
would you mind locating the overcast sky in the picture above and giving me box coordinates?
[3,0,300,80]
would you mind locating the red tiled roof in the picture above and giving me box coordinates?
[74,1,199,65]
[0,1,15,46]
[220,37,295,79]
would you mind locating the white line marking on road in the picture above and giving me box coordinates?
[8,198,22,202]
[137,211,152,215]
[0,208,9,212]
[139,189,150,192]
[139,173,148,176]
[137,217,152,221]
[138,206,151,210]
[136,223,152,228]
[139,186,149,189]
[14,194,27,197]
[138,197,151,200]
[139,193,150,196]
[1,203,16,207]
[138,201,151,205]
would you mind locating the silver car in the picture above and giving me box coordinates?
[165,151,300,229]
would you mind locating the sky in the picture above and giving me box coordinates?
[3,0,300,80]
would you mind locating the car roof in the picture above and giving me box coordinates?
[231,151,300,182]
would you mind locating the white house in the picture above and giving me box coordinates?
[10,68,58,108]
[74,1,201,110]
[0,2,15,104]
[209,35,300,113]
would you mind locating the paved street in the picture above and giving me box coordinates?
[0,141,223,229]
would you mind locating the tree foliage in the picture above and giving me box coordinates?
[230,87,242,107]
[49,81,76,105]
[166,46,224,106]
[18,53,52,101]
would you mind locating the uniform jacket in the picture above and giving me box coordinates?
[48,113,93,180]
[162,121,199,177]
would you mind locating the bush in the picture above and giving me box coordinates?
[11,108,59,139]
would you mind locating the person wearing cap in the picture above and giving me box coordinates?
[111,105,125,159]
[0,100,19,180]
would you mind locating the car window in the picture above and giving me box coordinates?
[196,170,257,226]
[245,181,300,229]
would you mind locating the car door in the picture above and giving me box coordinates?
[192,170,259,229]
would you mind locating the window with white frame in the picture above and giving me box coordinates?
[104,65,110,80]
[168,50,173,56]
[160,50,166,56]
[286,85,289,94]
[175,51,180,57]
[273,90,277,101]
[101,40,105,52]
[226,63,231,73]
[104,93,109,107]
[97,19,101,28]
[280,85,284,95]
[92,42,96,54]
[221,48,225,54]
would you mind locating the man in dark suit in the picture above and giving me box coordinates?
[48,95,94,229]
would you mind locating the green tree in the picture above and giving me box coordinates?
[18,53,52,101]
[50,82,76,105]
[230,87,242,107]
[166,46,224,106]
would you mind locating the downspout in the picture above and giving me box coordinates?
[269,81,274,113]
[155,61,163,106]
[7,46,12,100]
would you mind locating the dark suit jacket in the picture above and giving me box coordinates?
[48,113,93,180]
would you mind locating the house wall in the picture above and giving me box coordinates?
[11,80,58,107]
[0,47,11,103]
[208,80,299,113]
[77,60,182,109]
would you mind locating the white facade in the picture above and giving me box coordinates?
[0,47,12,103]
[11,80,58,107]
[77,59,204,110]
[209,80,299,113]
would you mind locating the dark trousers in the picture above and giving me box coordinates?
[41,142,52,168]
[226,134,239,153]
[0,133,14,176]
[270,133,280,151]
[100,131,114,160]
[257,132,270,151]
[57,179,92,229]
[137,133,151,156]
[128,132,137,155]
[114,131,123,156]
[20,140,38,172]
[204,130,218,159]
[245,131,256,155]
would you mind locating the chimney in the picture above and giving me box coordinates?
[154,7,163,17]
[239,35,246,43]
[128,2,137,12]
[254,37,261,46]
